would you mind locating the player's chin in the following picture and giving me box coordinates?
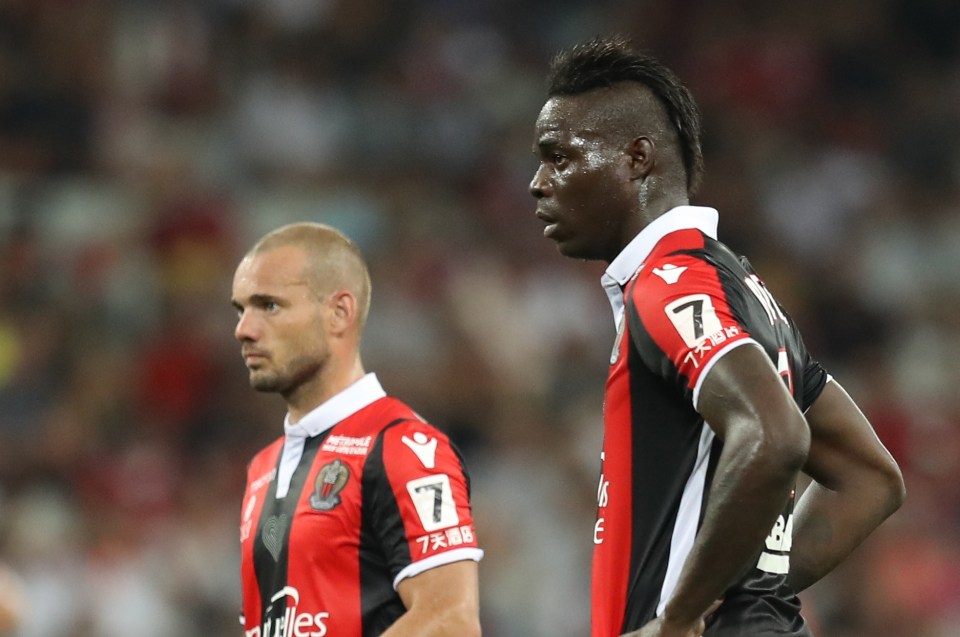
[250,372,283,393]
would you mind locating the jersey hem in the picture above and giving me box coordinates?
[392,547,484,589]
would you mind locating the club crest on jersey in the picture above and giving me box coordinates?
[310,459,350,511]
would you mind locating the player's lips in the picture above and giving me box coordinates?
[535,209,559,238]
[242,349,268,364]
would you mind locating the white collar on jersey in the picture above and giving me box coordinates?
[283,372,387,439]
[601,205,719,327]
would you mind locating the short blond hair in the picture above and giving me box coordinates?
[249,222,372,327]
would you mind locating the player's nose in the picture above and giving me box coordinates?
[234,309,259,342]
[529,165,552,199]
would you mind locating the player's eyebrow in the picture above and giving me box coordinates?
[233,293,285,309]
[533,136,561,154]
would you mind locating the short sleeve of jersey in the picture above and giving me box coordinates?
[366,420,482,587]
[628,252,755,406]
[800,352,829,410]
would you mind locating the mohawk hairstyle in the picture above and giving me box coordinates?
[547,35,705,195]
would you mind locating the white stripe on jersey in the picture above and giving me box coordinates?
[656,421,715,617]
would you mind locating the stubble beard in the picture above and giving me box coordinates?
[249,369,285,393]
[249,350,328,398]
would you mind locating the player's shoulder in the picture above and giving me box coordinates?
[633,231,749,294]
[379,409,451,452]
[369,397,443,437]
[629,244,717,312]
[330,395,427,438]
[373,404,463,479]
[357,396,448,451]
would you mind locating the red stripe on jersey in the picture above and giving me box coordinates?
[593,315,634,637]
[630,229,752,395]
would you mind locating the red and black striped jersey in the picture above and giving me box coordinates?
[239,374,482,637]
[593,206,826,637]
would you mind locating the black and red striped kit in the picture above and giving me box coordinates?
[593,206,828,637]
[239,373,483,637]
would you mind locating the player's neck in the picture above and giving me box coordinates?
[285,353,366,424]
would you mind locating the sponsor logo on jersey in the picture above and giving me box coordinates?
[401,432,438,468]
[321,434,372,456]
[757,489,795,575]
[245,586,330,637]
[595,451,609,544]
[652,263,687,284]
[414,524,476,554]
[309,459,350,511]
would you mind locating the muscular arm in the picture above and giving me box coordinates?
[383,560,481,637]
[652,344,811,634]
[787,380,905,592]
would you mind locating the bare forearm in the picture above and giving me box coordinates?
[661,441,801,626]
[788,479,901,592]
[792,380,906,592]
[387,561,482,637]
[382,607,480,637]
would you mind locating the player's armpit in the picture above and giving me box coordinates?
[384,560,481,637]
[788,380,905,592]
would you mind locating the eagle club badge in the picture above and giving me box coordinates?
[310,459,350,511]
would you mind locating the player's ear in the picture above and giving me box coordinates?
[328,290,359,335]
[626,136,655,181]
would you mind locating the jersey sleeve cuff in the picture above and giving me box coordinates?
[692,337,762,411]
[392,547,484,589]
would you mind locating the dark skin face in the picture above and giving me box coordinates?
[530,88,689,262]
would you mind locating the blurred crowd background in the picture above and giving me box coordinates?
[0,0,958,635]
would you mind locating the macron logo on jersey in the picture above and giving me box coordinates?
[402,432,438,468]
[652,264,687,284]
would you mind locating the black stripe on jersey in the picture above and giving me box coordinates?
[359,418,411,637]
[619,329,707,632]
[253,432,327,631]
